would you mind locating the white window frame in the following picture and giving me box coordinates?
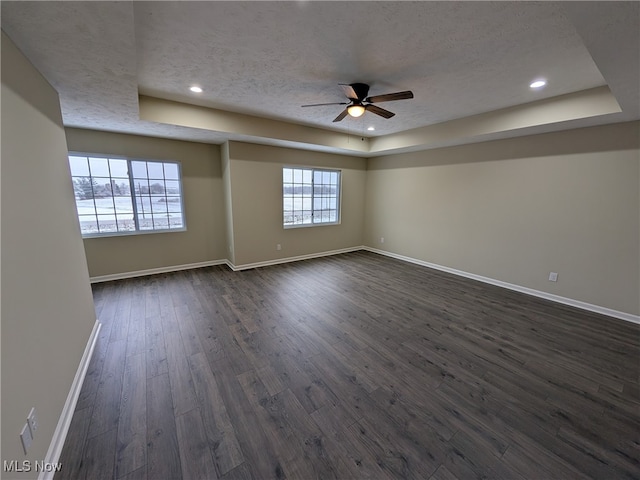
[283,166,341,228]
[68,153,186,238]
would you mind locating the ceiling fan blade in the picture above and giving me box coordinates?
[339,83,359,101]
[332,108,349,122]
[365,90,414,103]
[301,102,349,107]
[341,83,370,101]
[365,104,395,119]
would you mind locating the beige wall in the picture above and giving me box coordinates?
[65,129,227,278]
[226,141,366,267]
[2,32,97,474]
[64,124,638,317]
[365,122,640,316]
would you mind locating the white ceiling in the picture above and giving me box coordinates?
[2,1,638,156]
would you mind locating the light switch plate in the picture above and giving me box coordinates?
[27,407,38,434]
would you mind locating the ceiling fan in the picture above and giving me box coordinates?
[302,83,414,122]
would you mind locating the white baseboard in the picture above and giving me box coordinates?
[364,246,640,325]
[90,259,228,283]
[89,248,365,281]
[39,319,102,480]
[227,246,363,271]
[89,247,639,324]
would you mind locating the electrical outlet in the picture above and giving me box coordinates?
[27,408,38,434]
[276,244,282,251]
[380,237,385,244]
[548,272,558,282]
[21,423,33,454]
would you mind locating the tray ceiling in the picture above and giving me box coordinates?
[2,1,638,156]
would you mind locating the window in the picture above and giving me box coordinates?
[283,167,340,227]
[69,154,185,237]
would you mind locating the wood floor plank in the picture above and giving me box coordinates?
[156,274,177,318]
[146,373,182,480]
[434,380,512,457]
[221,462,253,480]
[175,408,218,480]
[145,313,168,379]
[87,339,126,439]
[369,386,457,441]
[75,318,113,411]
[229,322,266,367]
[322,340,380,393]
[163,329,198,416]
[213,357,286,480]
[126,280,146,357]
[447,428,524,480]
[83,428,117,480]
[270,352,337,415]
[116,352,147,478]
[143,280,160,320]
[308,350,388,421]
[189,352,245,476]
[55,407,93,480]
[317,415,395,480]
[500,432,590,480]
[556,426,640,479]
[255,364,286,397]
[273,387,353,479]
[348,416,441,479]
[429,464,459,480]
[110,280,132,343]
[222,292,261,334]
[117,465,147,480]
[175,303,203,356]
[236,370,315,479]
[57,251,640,480]
[76,282,121,411]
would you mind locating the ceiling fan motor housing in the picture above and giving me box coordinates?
[349,83,370,101]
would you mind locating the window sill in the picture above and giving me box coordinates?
[82,227,187,239]
[283,222,341,230]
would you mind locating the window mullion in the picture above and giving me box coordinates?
[162,165,170,228]
[127,160,140,231]
[147,162,154,229]
[107,159,118,232]
[311,168,315,222]
[86,156,100,233]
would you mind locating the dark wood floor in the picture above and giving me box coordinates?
[56,251,639,480]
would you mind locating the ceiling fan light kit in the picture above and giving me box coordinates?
[302,82,414,122]
[347,105,366,117]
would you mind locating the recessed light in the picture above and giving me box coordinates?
[190,86,203,93]
[367,126,375,131]
[530,80,547,89]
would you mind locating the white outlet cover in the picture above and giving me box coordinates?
[21,423,33,454]
[549,272,558,282]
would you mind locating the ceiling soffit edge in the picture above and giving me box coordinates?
[139,87,621,156]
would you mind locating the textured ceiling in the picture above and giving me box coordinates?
[1,1,638,155]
